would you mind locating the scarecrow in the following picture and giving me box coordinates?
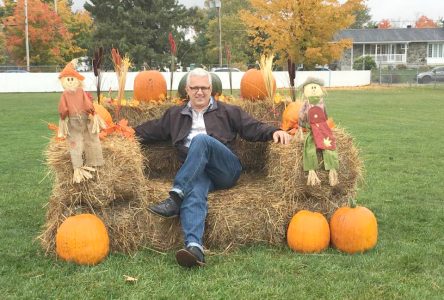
[297,77,339,186]
[57,60,105,183]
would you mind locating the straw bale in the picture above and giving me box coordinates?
[233,99,284,127]
[39,179,183,254]
[266,127,363,216]
[40,99,364,254]
[140,143,180,178]
[98,200,182,253]
[204,175,290,249]
[115,100,284,174]
[45,134,145,208]
[106,102,176,127]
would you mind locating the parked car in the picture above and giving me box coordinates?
[417,66,444,83]
[210,67,241,72]
[296,65,331,71]
[76,63,89,72]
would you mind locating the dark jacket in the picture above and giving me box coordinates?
[134,100,279,162]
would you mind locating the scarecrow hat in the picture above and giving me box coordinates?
[299,76,325,89]
[59,60,85,81]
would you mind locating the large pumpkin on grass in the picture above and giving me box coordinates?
[56,214,109,265]
[134,70,167,102]
[240,69,276,101]
[177,72,223,99]
[287,210,330,253]
[281,101,303,131]
[330,200,378,254]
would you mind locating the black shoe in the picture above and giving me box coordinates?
[147,197,180,218]
[176,246,206,267]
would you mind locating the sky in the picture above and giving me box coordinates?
[71,0,444,23]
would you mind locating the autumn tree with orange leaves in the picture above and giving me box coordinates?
[378,19,392,29]
[4,0,72,65]
[415,15,437,28]
[240,0,364,69]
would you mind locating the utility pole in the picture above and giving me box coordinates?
[24,0,30,72]
[215,0,222,67]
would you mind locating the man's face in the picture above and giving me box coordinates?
[186,75,212,111]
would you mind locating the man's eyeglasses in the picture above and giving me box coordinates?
[188,86,211,93]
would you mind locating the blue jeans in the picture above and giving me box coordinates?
[171,134,242,251]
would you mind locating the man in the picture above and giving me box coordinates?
[135,68,291,267]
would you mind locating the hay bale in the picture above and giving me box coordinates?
[204,175,290,249]
[112,100,284,174]
[40,100,364,254]
[106,102,176,127]
[267,127,363,216]
[98,202,182,253]
[39,179,183,254]
[45,135,145,208]
[140,142,181,178]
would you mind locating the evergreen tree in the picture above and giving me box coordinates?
[85,0,195,69]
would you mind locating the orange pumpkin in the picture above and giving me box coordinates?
[56,214,110,265]
[287,210,330,253]
[133,70,167,102]
[93,103,113,126]
[330,201,378,254]
[281,101,303,131]
[240,69,276,101]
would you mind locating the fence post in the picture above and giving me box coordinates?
[379,64,382,85]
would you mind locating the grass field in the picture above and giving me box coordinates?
[1,87,443,299]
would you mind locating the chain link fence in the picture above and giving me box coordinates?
[371,63,444,86]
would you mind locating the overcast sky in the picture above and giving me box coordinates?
[72,0,444,22]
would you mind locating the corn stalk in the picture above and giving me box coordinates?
[259,53,275,102]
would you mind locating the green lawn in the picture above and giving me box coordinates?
[1,87,443,299]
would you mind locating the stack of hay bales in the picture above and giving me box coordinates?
[40,100,362,254]
[40,135,183,253]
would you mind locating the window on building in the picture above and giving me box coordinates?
[428,43,444,58]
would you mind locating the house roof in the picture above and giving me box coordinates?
[335,28,444,44]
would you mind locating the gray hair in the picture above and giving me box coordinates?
[187,68,212,86]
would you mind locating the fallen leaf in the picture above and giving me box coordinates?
[123,275,138,283]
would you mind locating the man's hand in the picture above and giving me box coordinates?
[273,130,291,145]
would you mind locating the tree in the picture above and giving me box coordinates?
[240,0,364,69]
[0,30,7,64]
[205,0,254,68]
[377,19,392,29]
[0,0,16,19]
[415,15,437,28]
[85,0,196,69]
[4,0,73,65]
[349,4,372,29]
[56,0,93,58]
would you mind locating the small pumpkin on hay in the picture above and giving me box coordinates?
[240,55,277,101]
[133,70,167,103]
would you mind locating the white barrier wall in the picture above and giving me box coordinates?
[0,71,370,93]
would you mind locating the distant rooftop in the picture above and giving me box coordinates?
[335,28,444,43]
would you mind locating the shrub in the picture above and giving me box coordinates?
[353,56,377,70]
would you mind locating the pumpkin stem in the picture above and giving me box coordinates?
[348,198,357,208]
